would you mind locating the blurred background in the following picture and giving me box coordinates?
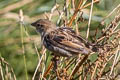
[0,0,120,80]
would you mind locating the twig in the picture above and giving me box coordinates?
[109,45,120,76]
[82,0,99,9]
[32,48,46,80]
[67,0,83,27]
[49,3,59,20]
[0,57,16,80]
[97,14,120,42]
[67,0,99,27]
[0,59,5,80]
[86,0,94,39]
[65,58,76,70]
[43,62,53,78]
[69,55,89,79]
[102,4,120,22]
[91,61,98,80]
[19,9,28,80]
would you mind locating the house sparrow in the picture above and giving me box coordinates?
[31,19,97,57]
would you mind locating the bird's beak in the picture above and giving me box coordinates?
[31,22,36,27]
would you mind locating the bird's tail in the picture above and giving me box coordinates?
[90,43,102,53]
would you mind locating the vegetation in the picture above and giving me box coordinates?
[0,0,120,80]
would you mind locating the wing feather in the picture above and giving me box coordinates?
[44,27,92,56]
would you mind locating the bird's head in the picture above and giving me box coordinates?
[31,19,56,37]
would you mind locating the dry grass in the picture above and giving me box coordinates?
[30,1,120,80]
[0,0,120,80]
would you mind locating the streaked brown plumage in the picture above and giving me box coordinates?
[31,19,97,57]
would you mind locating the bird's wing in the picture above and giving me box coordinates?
[45,27,92,55]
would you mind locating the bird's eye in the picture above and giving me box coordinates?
[37,24,43,27]
[36,24,40,26]
[40,24,44,27]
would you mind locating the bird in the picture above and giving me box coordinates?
[31,19,98,57]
